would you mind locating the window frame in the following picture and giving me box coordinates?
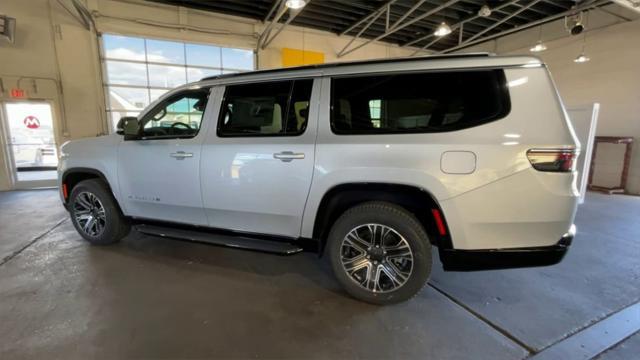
[99,33,256,132]
[134,87,212,141]
[329,69,511,135]
[216,78,314,138]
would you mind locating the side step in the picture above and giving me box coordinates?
[134,224,304,255]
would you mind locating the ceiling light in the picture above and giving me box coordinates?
[285,0,307,9]
[434,22,452,37]
[574,53,590,63]
[565,11,585,35]
[530,41,547,53]
[478,5,492,17]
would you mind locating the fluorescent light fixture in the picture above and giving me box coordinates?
[434,22,452,37]
[574,53,590,63]
[285,0,307,9]
[530,41,547,53]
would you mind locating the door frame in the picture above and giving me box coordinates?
[0,99,61,189]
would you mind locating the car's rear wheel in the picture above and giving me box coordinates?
[328,202,432,305]
[69,179,130,245]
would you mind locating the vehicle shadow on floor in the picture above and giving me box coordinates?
[93,229,353,299]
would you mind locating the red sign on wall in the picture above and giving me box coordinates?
[10,88,26,98]
[23,116,40,129]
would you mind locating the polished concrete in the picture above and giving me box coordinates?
[0,190,638,359]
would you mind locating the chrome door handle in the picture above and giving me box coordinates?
[273,151,305,162]
[170,151,193,160]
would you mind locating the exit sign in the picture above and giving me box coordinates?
[10,88,25,98]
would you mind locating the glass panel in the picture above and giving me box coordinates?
[146,39,185,65]
[331,70,509,134]
[186,44,221,67]
[221,47,254,70]
[105,60,148,86]
[150,89,169,103]
[142,91,209,138]
[103,34,145,61]
[148,64,187,88]
[187,67,221,82]
[4,103,58,176]
[218,80,312,137]
[106,86,149,111]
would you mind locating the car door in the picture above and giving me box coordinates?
[200,78,319,238]
[117,87,213,225]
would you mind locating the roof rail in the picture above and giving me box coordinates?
[201,52,492,81]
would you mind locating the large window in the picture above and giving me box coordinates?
[101,34,254,129]
[218,80,313,137]
[331,70,510,134]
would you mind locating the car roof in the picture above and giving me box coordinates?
[202,53,493,81]
[192,52,542,87]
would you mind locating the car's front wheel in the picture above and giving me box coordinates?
[68,179,130,245]
[328,202,432,305]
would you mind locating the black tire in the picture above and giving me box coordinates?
[68,179,130,245]
[328,202,432,305]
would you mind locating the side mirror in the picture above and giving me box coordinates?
[120,116,140,140]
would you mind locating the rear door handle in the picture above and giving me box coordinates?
[170,151,193,160]
[273,151,305,162]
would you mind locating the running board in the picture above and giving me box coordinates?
[134,224,304,255]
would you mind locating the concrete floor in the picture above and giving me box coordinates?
[0,190,639,359]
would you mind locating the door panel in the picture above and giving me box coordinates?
[200,79,320,238]
[117,88,215,225]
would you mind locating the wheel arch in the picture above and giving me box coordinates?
[311,183,452,255]
[62,168,114,206]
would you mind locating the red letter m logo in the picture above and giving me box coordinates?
[23,116,40,129]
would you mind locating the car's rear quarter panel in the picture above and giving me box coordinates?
[303,64,578,250]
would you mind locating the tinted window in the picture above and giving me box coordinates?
[140,89,210,139]
[218,79,313,137]
[331,70,510,134]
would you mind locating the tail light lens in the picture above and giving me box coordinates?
[527,148,578,172]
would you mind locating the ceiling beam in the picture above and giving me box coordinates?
[260,1,311,49]
[337,0,461,58]
[405,0,521,51]
[263,0,282,22]
[463,0,544,45]
[339,1,398,36]
[438,0,611,53]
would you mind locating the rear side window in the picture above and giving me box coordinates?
[218,79,313,137]
[331,70,510,134]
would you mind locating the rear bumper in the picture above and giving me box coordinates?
[440,224,575,271]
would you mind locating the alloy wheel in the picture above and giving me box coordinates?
[340,223,414,293]
[73,191,107,237]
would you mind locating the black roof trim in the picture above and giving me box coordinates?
[201,53,492,81]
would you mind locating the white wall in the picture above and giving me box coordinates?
[458,7,640,194]
[0,0,413,190]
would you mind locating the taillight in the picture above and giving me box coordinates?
[526,148,578,172]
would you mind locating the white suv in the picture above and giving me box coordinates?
[58,54,579,304]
